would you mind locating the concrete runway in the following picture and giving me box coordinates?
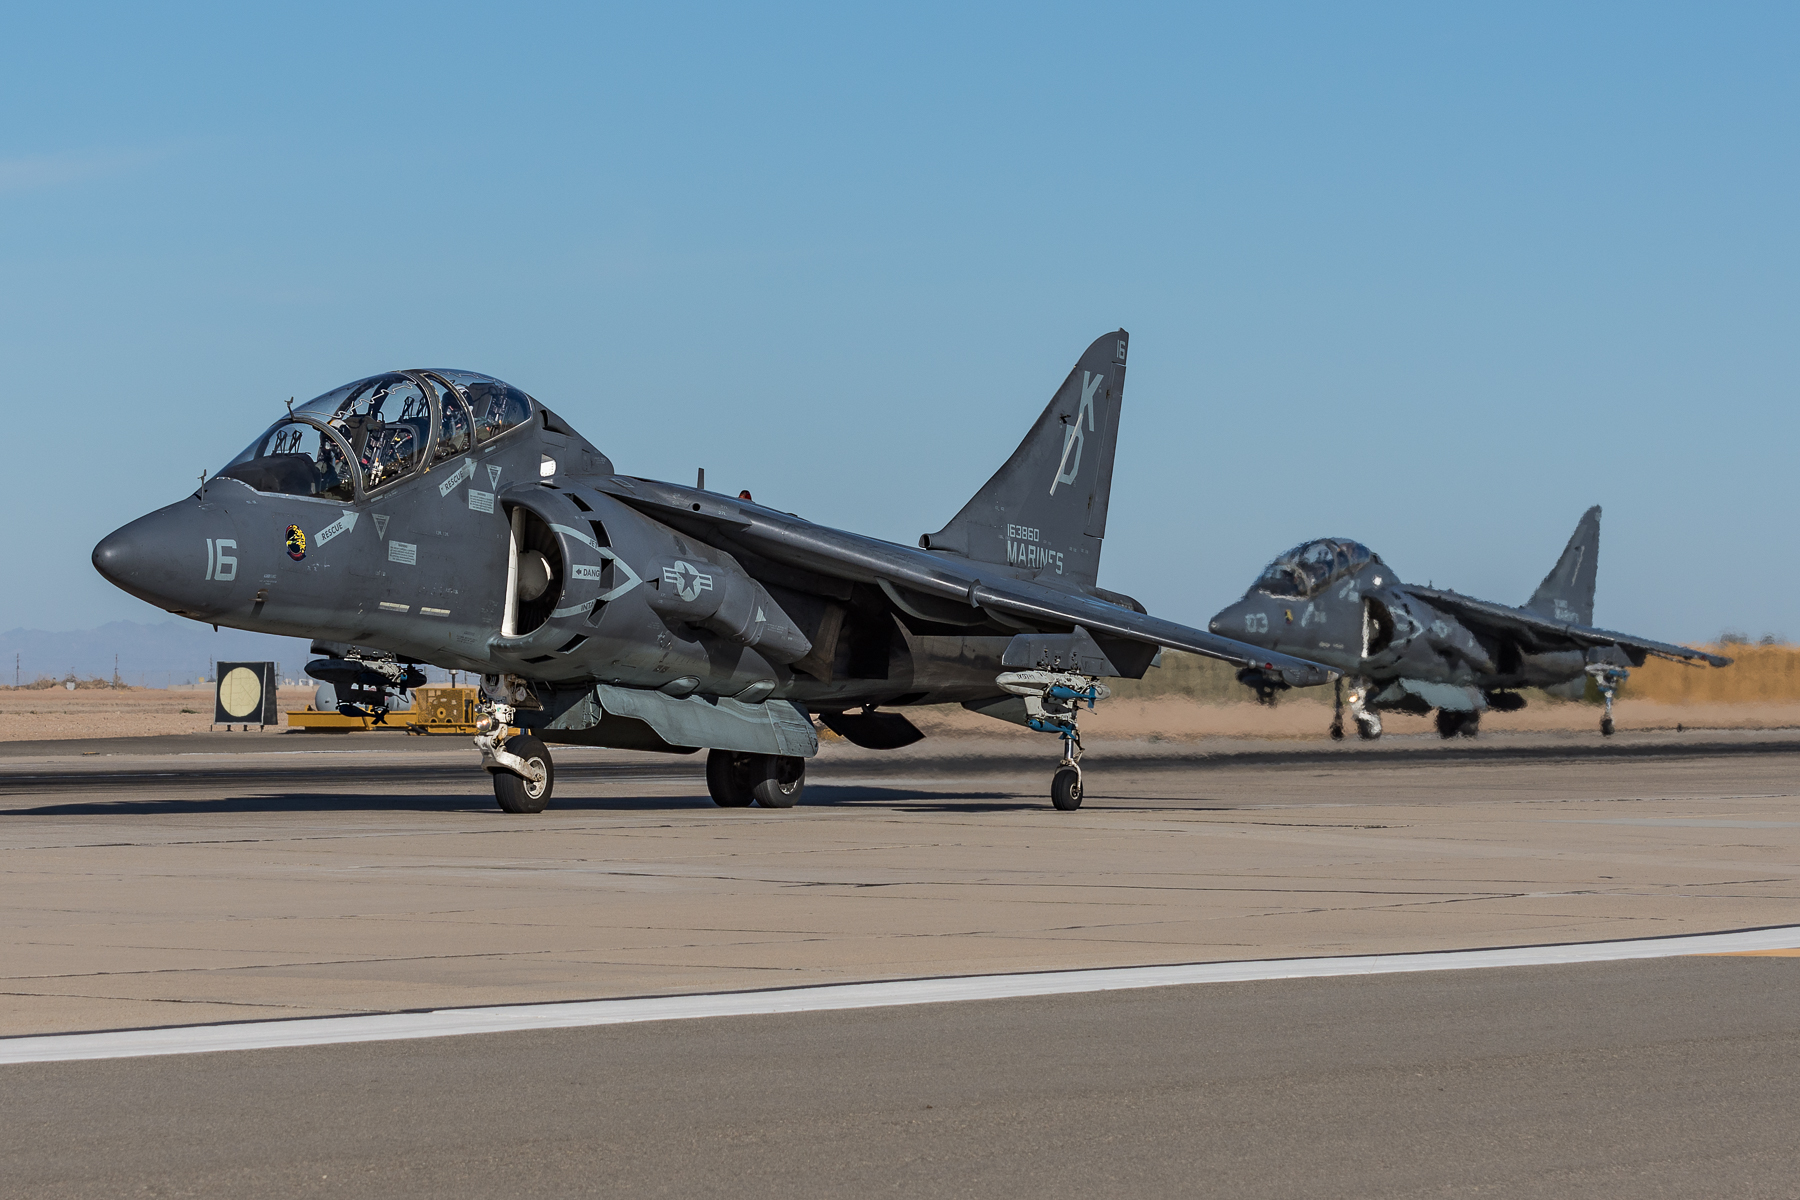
[3,732,1799,1034]
[4,957,1798,1198]
[2,733,1797,1195]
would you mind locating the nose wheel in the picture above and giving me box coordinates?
[491,735,554,813]
[1332,678,1383,740]
[474,675,552,813]
[997,670,1108,810]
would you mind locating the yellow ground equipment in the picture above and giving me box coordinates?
[404,686,482,734]
[287,685,485,734]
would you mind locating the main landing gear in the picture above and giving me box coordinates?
[1329,679,1382,740]
[476,674,553,813]
[997,670,1110,810]
[1435,709,1480,739]
[706,750,807,808]
[1587,663,1629,736]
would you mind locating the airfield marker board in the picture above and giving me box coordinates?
[212,661,278,730]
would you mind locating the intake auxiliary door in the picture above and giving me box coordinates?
[1361,597,1395,659]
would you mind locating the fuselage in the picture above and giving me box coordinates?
[90,371,1053,713]
[1208,543,1587,700]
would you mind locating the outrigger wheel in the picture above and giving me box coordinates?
[994,669,1108,811]
[706,750,806,808]
[493,734,554,814]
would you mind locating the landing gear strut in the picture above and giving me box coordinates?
[1587,663,1629,736]
[997,670,1109,810]
[476,674,552,813]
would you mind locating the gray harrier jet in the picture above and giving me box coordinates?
[1210,507,1730,740]
[93,331,1334,812]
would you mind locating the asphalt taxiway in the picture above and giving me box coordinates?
[2,731,1796,1196]
[4,957,1798,1198]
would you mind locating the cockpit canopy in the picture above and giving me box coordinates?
[1252,538,1381,598]
[216,370,538,501]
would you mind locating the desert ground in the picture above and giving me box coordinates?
[3,680,1796,743]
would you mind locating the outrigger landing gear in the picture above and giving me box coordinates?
[997,670,1109,811]
[1587,663,1629,736]
[476,674,552,813]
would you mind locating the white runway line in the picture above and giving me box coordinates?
[5,925,1798,1065]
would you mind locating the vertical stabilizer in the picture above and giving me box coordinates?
[1525,506,1601,625]
[919,330,1128,587]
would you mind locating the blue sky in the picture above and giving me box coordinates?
[4,2,1794,642]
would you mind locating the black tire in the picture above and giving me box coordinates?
[706,749,756,807]
[1435,709,1463,739]
[1051,766,1083,811]
[1459,713,1480,739]
[493,735,553,813]
[1356,715,1381,740]
[1329,721,1345,741]
[1601,717,1615,737]
[750,755,806,808]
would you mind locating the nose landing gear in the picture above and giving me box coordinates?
[491,734,554,813]
[1330,678,1383,740]
[997,670,1109,810]
[476,674,552,813]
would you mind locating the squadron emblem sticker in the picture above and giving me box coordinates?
[285,524,307,561]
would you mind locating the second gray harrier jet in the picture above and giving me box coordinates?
[93,331,1335,812]
[1210,507,1730,739]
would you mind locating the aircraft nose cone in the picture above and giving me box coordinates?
[1210,599,1269,646]
[91,527,137,589]
[92,501,237,616]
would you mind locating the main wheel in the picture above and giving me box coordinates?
[1051,766,1083,811]
[1355,715,1381,740]
[1601,717,1615,737]
[1329,720,1345,741]
[706,749,756,807]
[1435,709,1463,739]
[749,755,805,808]
[1459,712,1480,739]
[493,735,553,813]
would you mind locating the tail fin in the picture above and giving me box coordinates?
[1525,505,1601,625]
[919,330,1129,587]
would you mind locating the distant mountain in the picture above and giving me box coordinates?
[0,621,321,688]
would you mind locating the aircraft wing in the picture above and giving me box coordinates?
[966,574,1338,683]
[1406,587,1733,668]
[596,477,1339,687]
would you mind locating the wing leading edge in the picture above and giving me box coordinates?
[1408,587,1732,668]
